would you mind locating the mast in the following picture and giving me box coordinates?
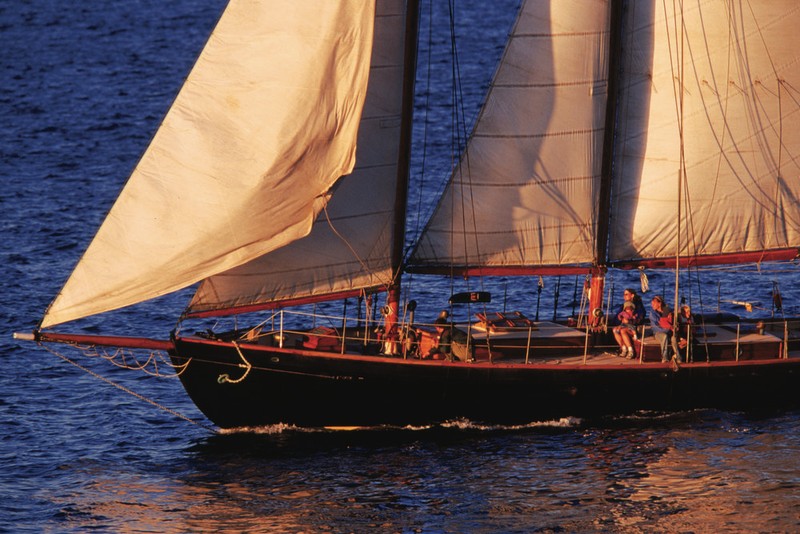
[384,0,420,350]
[591,0,624,319]
[673,1,686,336]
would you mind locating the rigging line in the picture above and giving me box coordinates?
[712,11,793,213]
[447,0,476,285]
[102,347,190,378]
[744,0,783,161]
[660,0,685,312]
[674,0,686,318]
[407,0,435,251]
[51,340,191,378]
[661,0,683,138]
[446,0,458,284]
[452,0,485,294]
[697,3,735,249]
[693,6,778,237]
[321,201,393,289]
[671,0,695,263]
[40,343,216,434]
[441,1,479,294]
[717,4,793,248]
[680,131,707,320]
[744,0,785,244]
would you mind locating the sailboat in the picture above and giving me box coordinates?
[15,0,800,429]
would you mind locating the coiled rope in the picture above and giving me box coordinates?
[217,341,252,384]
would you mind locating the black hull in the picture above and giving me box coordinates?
[171,337,800,429]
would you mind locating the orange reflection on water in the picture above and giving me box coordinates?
[613,430,799,532]
[53,472,318,533]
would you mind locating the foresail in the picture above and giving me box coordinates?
[408,0,611,274]
[187,0,409,317]
[610,0,800,265]
[41,1,376,329]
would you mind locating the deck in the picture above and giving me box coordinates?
[236,313,800,366]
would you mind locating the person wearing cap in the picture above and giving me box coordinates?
[649,295,681,363]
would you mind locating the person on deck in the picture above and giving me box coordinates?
[613,301,638,358]
[427,317,474,362]
[612,288,645,358]
[676,305,694,361]
[428,317,452,360]
[649,295,681,363]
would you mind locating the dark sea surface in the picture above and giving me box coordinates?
[2,1,799,532]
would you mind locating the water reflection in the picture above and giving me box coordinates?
[39,411,800,533]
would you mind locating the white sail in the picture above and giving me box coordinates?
[42,0,800,330]
[610,0,800,263]
[187,0,409,316]
[41,1,377,329]
[409,0,611,272]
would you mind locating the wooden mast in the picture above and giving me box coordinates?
[384,0,420,352]
[592,0,624,323]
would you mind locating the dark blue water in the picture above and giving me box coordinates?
[2,1,799,532]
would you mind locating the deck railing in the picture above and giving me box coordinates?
[229,309,796,363]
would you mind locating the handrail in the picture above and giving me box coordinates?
[221,309,795,363]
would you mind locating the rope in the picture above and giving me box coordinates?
[96,345,191,377]
[321,202,391,288]
[40,344,216,434]
[217,341,252,384]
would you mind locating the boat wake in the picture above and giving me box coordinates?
[217,416,583,435]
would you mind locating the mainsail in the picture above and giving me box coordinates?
[610,0,800,265]
[41,1,378,328]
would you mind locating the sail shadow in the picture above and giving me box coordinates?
[608,0,656,263]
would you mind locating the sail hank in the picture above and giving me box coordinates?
[41,1,378,329]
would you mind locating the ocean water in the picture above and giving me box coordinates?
[2,1,799,532]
